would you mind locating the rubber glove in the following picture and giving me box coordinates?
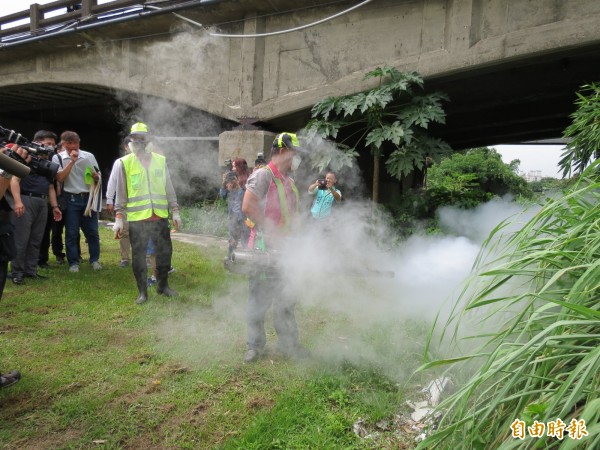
[113,216,123,239]
[172,211,181,231]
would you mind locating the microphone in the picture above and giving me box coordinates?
[0,150,31,178]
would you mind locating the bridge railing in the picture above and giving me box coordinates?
[0,0,151,39]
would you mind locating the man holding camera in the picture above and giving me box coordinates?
[8,130,62,284]
[308,171,341,221]
[0,143,31,389]
[53,131,102,273]
[220,170,244,259]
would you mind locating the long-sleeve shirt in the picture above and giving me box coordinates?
[105,159,119,205]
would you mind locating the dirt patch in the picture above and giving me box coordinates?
[12,429,85,450]
[246,395,275,411]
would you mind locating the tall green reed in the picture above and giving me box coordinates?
[418,163,600,449]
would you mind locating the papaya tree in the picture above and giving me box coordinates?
[307,66,451,202]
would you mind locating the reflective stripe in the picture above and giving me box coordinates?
[126,203,168,213]
[266,166,299,231]
[128,194,151,202]
[128,193,167,202]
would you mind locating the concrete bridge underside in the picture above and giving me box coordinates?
[1,0,599,154]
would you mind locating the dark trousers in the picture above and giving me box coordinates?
[129,219,172,293]
[39,206,53,264]
[51,215,66,258]
[0,260,7,300]
[247,275,299,352]
[10,196,48,277]
[0,218,13,299]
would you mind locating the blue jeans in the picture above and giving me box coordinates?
[64,193,100,266]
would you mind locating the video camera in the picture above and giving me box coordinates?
[0,126,59,179]
[222,170,237,188]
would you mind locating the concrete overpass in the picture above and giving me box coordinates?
[1,0,599,190]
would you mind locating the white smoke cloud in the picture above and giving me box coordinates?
[153,178,541,379]
[93,25,231,201]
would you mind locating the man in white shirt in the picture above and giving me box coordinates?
[52,131,102,273]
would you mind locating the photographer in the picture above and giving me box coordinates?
[0,143,31,389]
[308,171,342,220]
[219,170,244,258]
[9,131,62,284]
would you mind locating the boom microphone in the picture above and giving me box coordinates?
[0,150,30,178]
[1,125,60,179]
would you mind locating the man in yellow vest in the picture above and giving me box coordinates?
[112,123,181,304]
[241,132,310,363]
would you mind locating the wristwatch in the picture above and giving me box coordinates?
[0,169,12,179]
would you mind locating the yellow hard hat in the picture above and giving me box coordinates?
[130,122,149,135]
[272,132,308,153]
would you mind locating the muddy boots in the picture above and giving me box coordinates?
[134,270,148,304]
[156,266,178,297]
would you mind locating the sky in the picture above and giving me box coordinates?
[0,2,567,179]
[0,1,113,20]
[493,144,565,178]
[1,0,70,18]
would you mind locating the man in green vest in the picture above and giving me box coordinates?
[112,123,181,304]
[241,132,310,363]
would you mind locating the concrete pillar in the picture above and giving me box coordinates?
[218,130,276,169]
[81,0,98,17]
[241,13,266,108]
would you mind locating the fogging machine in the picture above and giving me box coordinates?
[224,249,395,278]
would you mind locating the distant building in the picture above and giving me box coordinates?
[524,170,543,182]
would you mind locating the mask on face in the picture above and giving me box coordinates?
[291,154,302,171]
[128,141,150,154]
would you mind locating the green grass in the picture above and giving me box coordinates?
[179,200,228,237]
[1,226,426,449]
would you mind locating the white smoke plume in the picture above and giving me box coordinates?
[155,192,540,381]
[94,25,231,201]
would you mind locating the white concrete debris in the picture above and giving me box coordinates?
[352,377,454,441]
[410,376,453,442]
[423,376,453,407]
[408,400,432,422]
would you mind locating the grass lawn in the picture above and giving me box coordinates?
[1,226,429,449]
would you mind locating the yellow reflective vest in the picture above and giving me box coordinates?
[122,153,169,221]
